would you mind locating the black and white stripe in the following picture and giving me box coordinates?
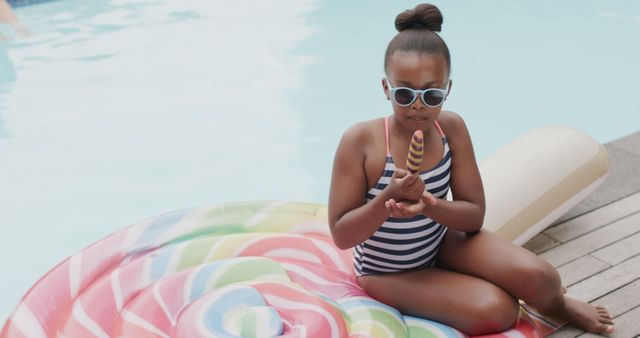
[354,137,451,277]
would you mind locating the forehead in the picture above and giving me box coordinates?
[387,52,448,86]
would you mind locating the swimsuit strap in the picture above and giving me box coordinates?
[434,120,446,138]
[384,116,391,156]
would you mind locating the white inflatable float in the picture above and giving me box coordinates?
[481,126,608,245]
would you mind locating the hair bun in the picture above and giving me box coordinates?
[394,3,443,32]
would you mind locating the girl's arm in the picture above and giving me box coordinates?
[328,125,389,249]
[328,123,417,249]
[421,111,485,233]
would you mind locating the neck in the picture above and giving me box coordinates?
[389,115,432,138]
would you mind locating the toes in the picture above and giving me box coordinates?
[591,324,610,334]
[597,323,615,334]
[598,312,612,319]
[594,305,612,316]
[599,317,614,325]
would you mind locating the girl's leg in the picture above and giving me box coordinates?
[358,267,519,336]
[436,229,615,334]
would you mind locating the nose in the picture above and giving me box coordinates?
[410,96,426,110]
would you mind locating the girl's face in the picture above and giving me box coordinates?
[382,52,451,132]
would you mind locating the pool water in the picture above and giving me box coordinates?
[1,0,639,321]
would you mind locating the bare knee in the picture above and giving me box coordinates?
[461,287,520,335]
[515,259,561,302]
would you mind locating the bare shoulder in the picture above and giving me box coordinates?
[436,110,468,138]
[330,117,384,225]
[338,118,384,154]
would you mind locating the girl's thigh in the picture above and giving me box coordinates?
[357,267,519,335]
[436,229,560,301]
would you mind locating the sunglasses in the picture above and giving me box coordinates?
[386,78,450,107]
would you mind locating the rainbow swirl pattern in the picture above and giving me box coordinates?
[1,201,558,337]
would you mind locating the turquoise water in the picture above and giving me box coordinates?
[1,0,639,321]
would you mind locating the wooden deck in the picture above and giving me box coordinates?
[524,191,640,338]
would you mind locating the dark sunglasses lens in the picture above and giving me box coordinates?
[394,89,415,106]
[423,90,445,106]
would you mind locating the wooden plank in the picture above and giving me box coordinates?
[591,231,640,265]
[549,280,640,337]
[577,305,640,338]
[567,254,640,302]
[549,325,584,338]
[545,192,640,242]
[611,130,640,156]
[556,255,610,287]
[524,232,561,254]
[591,279,640,318]
[540,212,640,267]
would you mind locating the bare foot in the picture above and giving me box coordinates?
[542,296,614,334]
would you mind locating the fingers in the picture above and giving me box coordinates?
[392,168,410,178]
[402,201,423,215]
[404,172,423,187]
[404,173,423,196]
[392,170,416,192]
[421,192,438,206]
[385,198,426,218]
[403,174,422,198]
[400,173,418,187]
[393,201,414,217]
[385,199,402,218]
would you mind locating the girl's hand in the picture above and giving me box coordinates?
[385,192,438,218]
[387,169,425,201]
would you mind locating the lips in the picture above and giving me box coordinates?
[408,116,428,122]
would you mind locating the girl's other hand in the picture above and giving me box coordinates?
[385,192,438,218]
[405,171,426,201]
[387,169,424,201]
[386,168,413,198]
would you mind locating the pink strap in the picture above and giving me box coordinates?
[434,121,446,138]
[384,116,391,155]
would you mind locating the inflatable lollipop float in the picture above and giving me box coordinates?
[1,126,608,338]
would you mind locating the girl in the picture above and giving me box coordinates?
[328,3,614,336]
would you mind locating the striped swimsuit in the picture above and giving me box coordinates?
[354,116,452,277]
